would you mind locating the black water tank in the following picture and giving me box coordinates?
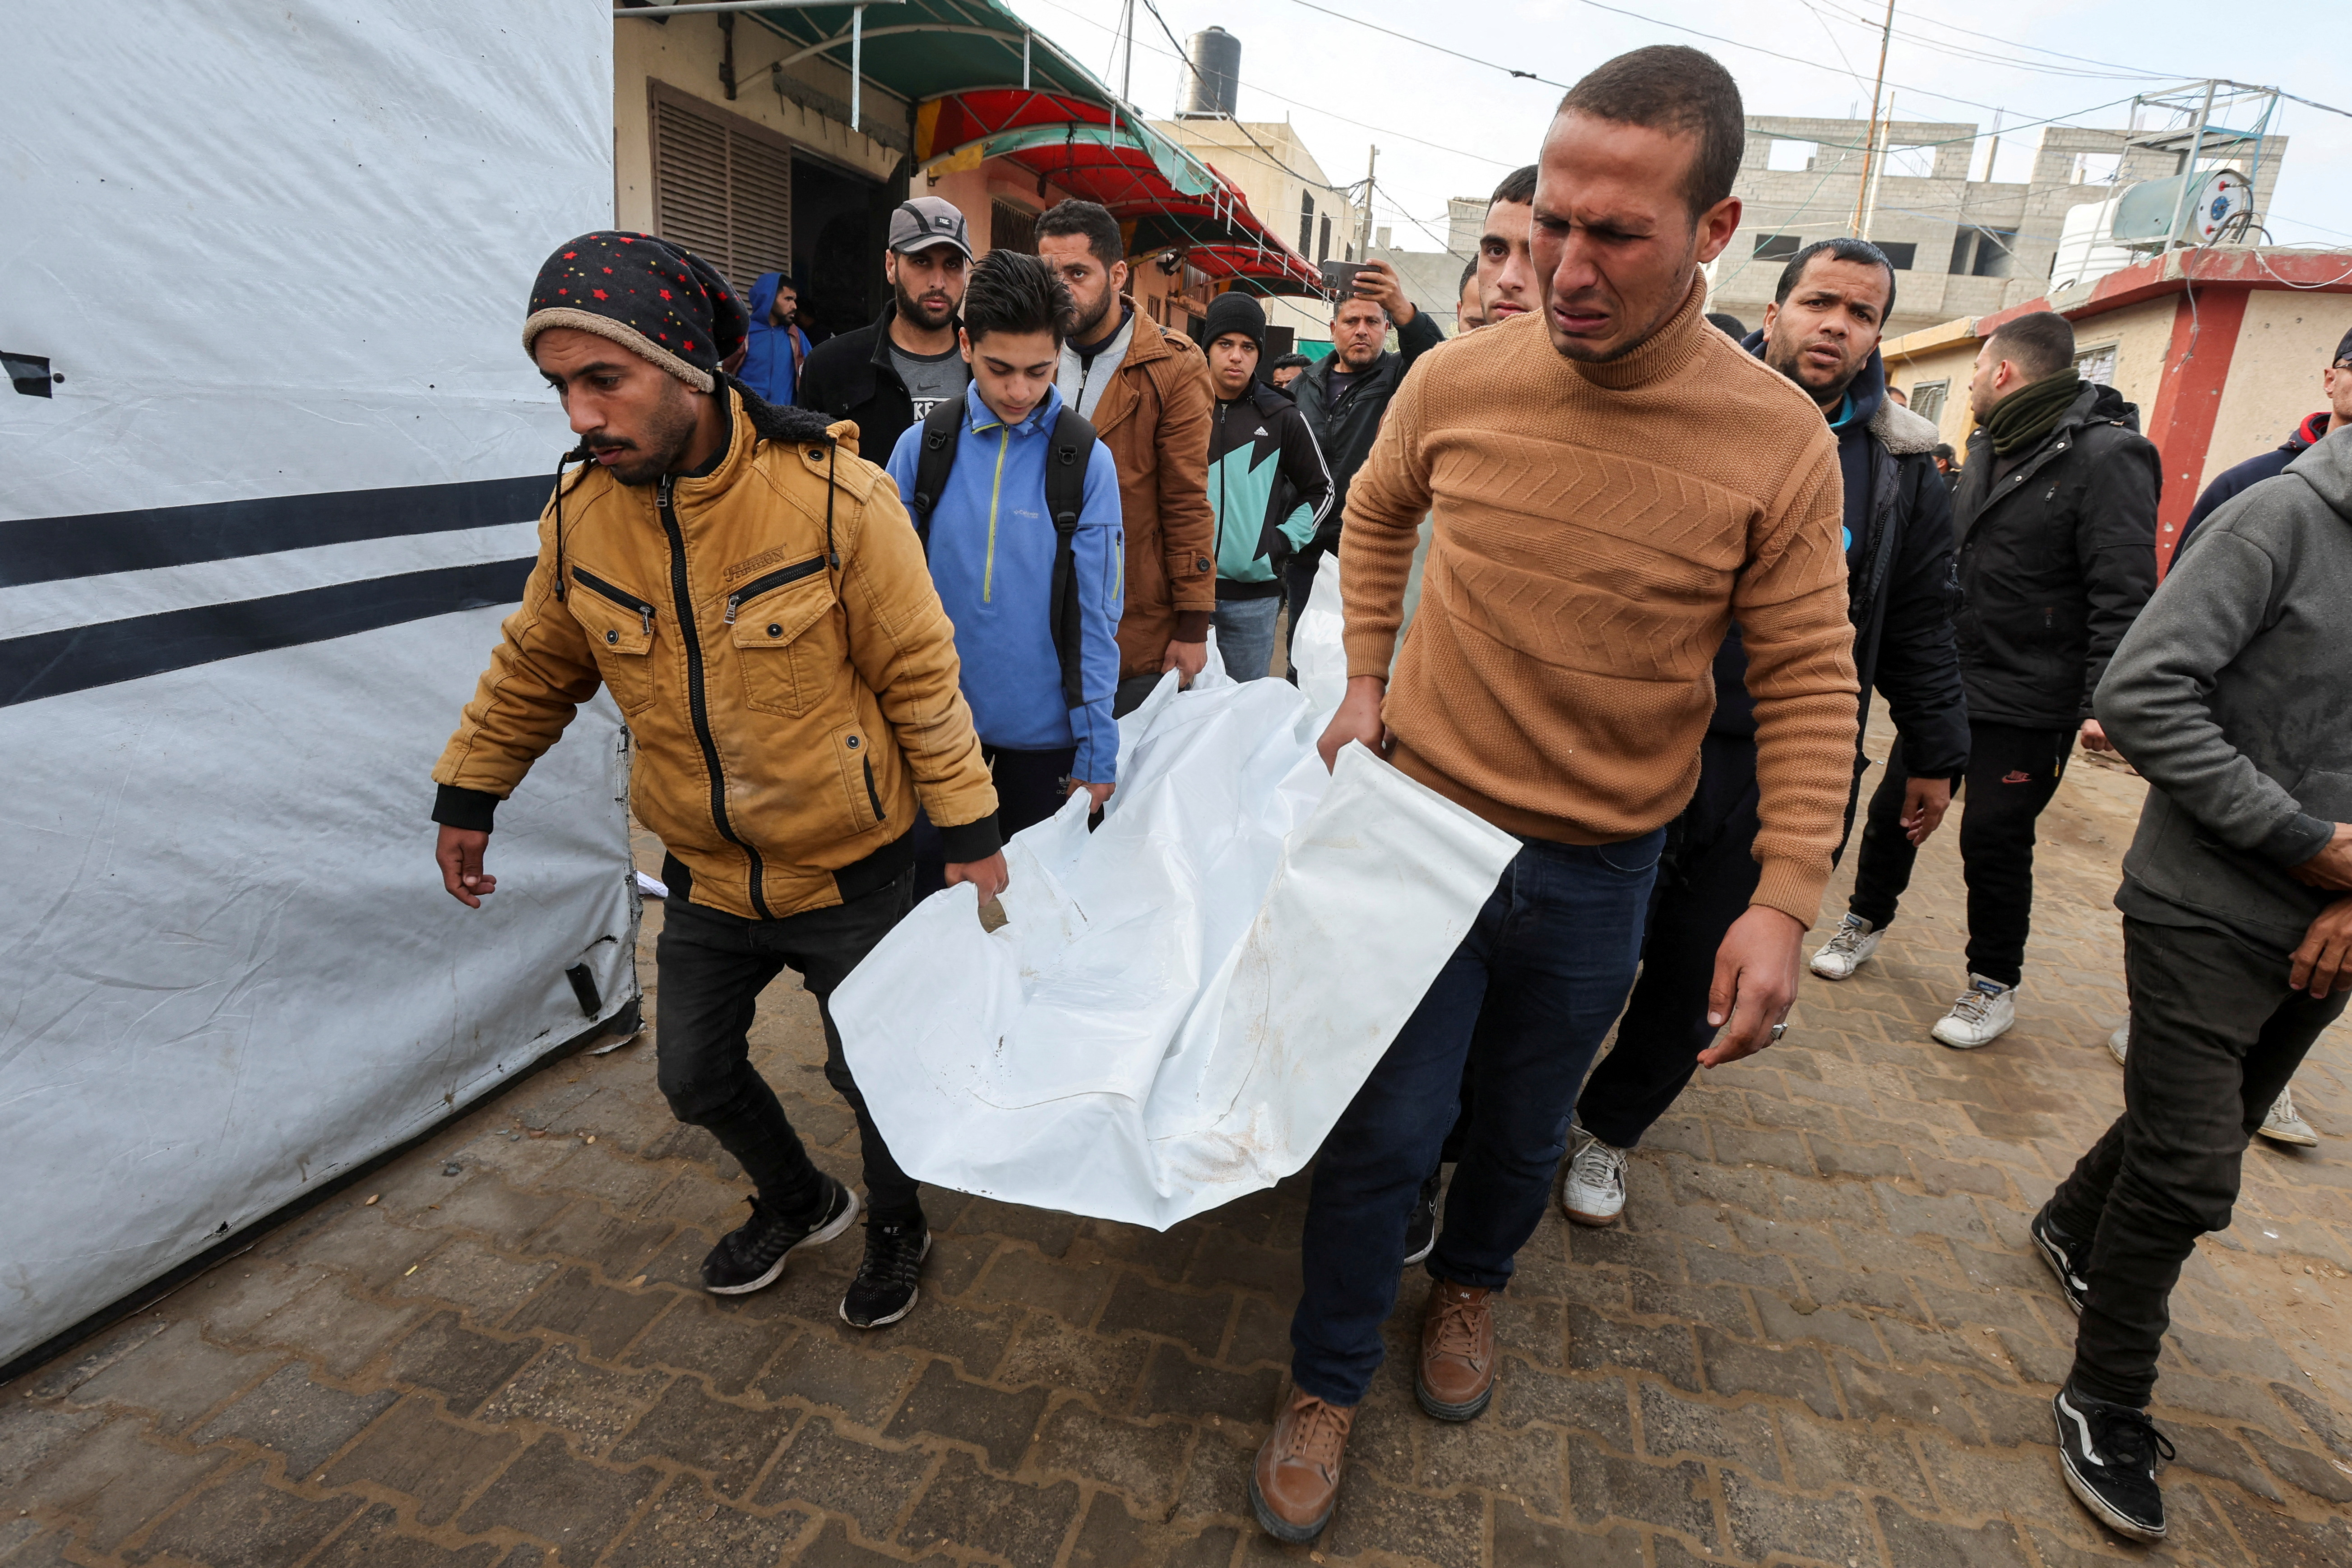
[1179,27,1240,118]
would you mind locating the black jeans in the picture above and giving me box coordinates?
[653,873,922,1225]
[913,744,1075,897]
[2048,915,2347,1407]
[1847,720,2072,987]
[1290,830,1663,1406]
[1575,733,1764,1147]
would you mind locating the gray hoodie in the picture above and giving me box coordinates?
[2095,426,2352,953]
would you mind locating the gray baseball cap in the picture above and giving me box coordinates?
[889,197,973,259]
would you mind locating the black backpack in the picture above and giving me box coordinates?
[906,397,1100,711]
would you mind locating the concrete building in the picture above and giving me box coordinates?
[1154,117,1364,351]
[1879,248,2352,566]
[1709,115,2288,341]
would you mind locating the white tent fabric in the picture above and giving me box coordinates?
[835,614,1520,1230]
[0,2,624,1365]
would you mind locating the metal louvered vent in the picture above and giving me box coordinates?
[652,95,792,291]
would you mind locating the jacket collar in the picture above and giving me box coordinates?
[1084,295,1170,435]
[965,379,1063,437]
[1572,271,1709,392]
[671,379,846,496]
[864,295,965,374]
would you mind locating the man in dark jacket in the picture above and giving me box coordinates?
[1812,310,2158,1050]
[2029,426,2352,1545]
[795,197,973,460]
[1554,238,1969,1228]
[1287,259,1445,625]
[2172,325,2350,555]
[1200,291,1332,680]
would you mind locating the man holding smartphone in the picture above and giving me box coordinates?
[1287,257,1444,627]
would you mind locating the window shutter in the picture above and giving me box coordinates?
[652,94,792,291]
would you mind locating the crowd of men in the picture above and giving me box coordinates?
[422,43,2352,1551]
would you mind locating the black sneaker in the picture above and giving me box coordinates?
[1402,1172,1442,1267]
[701,1177,858,1295]
[841,1219,931,1329]
[2031,1202,2090,1315]
[2053,1384,2175,1542]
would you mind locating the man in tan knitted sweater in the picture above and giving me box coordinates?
[1250,47,1861,1545]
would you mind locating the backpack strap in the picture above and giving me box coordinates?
[906,398,966,551]
[1043,406,1099,711]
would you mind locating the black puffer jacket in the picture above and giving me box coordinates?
[795,298,930,462]
[1951,380,2160,728]
[1292,309,1446,547]
[1718,342,1969,780]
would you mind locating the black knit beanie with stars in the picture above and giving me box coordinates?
[521,231,749,393]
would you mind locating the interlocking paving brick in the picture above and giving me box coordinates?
[968,1247,1116,1328]
[1317,1471,1484,1568]
[1565,1305,1698,1392]
[322,1396,520,1525]
[238,1278,425,1379]
[881,1360,1049,1473]
[897,1450,1079,1568]
[192,1362,399,1477]
[1024,1401,1190,1511]
[610,1376,792,1497]
[1095,1273,1235,1357]
[65,1319,279,1429]
[1130,1344,1282,1425]
[306,1503,509,1568]
[503,1266,670,1361]
[600,1475,809,1567]
[1637,1380,1781,1480]
[135,1466,363,1568]
[451,1432,657,1567]
[1872,1495,2034,1568]
[1491,1502,1645,1567]
[1696,1326,1843,1419]
[1565,1449,1713,1541]
[625,1299,786,1396]
[474,1341,672,1455]
[7,1416,227,1552]
[754,1416,931,1540]
[383,1314,542,1420]
[1719,1467,1875,1563]
[757,1333,916,1426]
[0,1400,104,1488]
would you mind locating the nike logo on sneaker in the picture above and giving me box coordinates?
[2002,770,2033,783]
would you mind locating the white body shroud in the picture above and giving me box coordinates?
[835,582,1517,1230]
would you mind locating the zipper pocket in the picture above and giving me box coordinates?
[863,756,885,822]
[572,567,656,634]
[725,556,826,623]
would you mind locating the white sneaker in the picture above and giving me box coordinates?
[1810,915,1882,980]
[2257,1085,2318,1148]
[1932,975,2016,1050]
[2107,1021,2129,1067]
[1560,1120,1630,1227]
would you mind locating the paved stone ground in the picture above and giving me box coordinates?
[7,733,2351,1568]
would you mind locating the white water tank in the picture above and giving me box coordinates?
[2052,194,2139,291]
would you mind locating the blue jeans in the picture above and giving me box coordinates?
[1290,829,1665,1406]
[1211,595,1282,681]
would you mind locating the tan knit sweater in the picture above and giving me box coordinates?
[1339,276,1860,925]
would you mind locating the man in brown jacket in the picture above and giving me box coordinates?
[431,232,1003,1332]
[1249,50,1861,1543]
[1036,199,1217,712]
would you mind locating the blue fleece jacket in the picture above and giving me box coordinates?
[887,381,1125,782]
[741,273,810,407]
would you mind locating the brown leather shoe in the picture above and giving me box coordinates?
[1248,1391,1355,1542]
[1416,1278,1496,1421]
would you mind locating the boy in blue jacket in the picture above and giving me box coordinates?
[888,250,1124,874]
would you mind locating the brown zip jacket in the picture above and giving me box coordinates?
[431,385,999,920]
[1081,299,1217,677]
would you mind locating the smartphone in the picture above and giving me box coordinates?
[1318,260,1366,293]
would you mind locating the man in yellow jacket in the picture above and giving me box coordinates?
[431,232,1004,1330]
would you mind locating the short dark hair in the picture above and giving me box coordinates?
[1773,236,1898,322]
[1987,311,2075,381]
[1489,164,1538,207]
[1705,311,1747,338]
[1556,46,1744,217]
[1933,443,1957,461]
[1458,257,1479,292]
[1034,199,1125,272]
[962,250,1075,345]
[1271,352,1310,370]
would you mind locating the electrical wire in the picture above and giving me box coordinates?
[1275,0,1571,91]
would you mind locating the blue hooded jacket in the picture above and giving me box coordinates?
[886,381,1126,783]
[740,273,811,408]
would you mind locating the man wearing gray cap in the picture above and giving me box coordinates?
[797,196,974,460]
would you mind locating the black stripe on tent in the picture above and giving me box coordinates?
[1,558,534,707]
[0,475,551,587]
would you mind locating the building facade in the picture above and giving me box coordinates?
[1712,115,2288,341]
[1880,249,2352,566]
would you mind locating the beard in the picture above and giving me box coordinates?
[895,276,957,332]
[1764,338,1860,407]
[1069,282,1117,343]
[589,380,702,486]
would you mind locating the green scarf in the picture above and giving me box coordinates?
[1980,368,2082,457]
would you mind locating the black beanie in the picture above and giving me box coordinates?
[522,231,749,393]
[1203,291,1267,351]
